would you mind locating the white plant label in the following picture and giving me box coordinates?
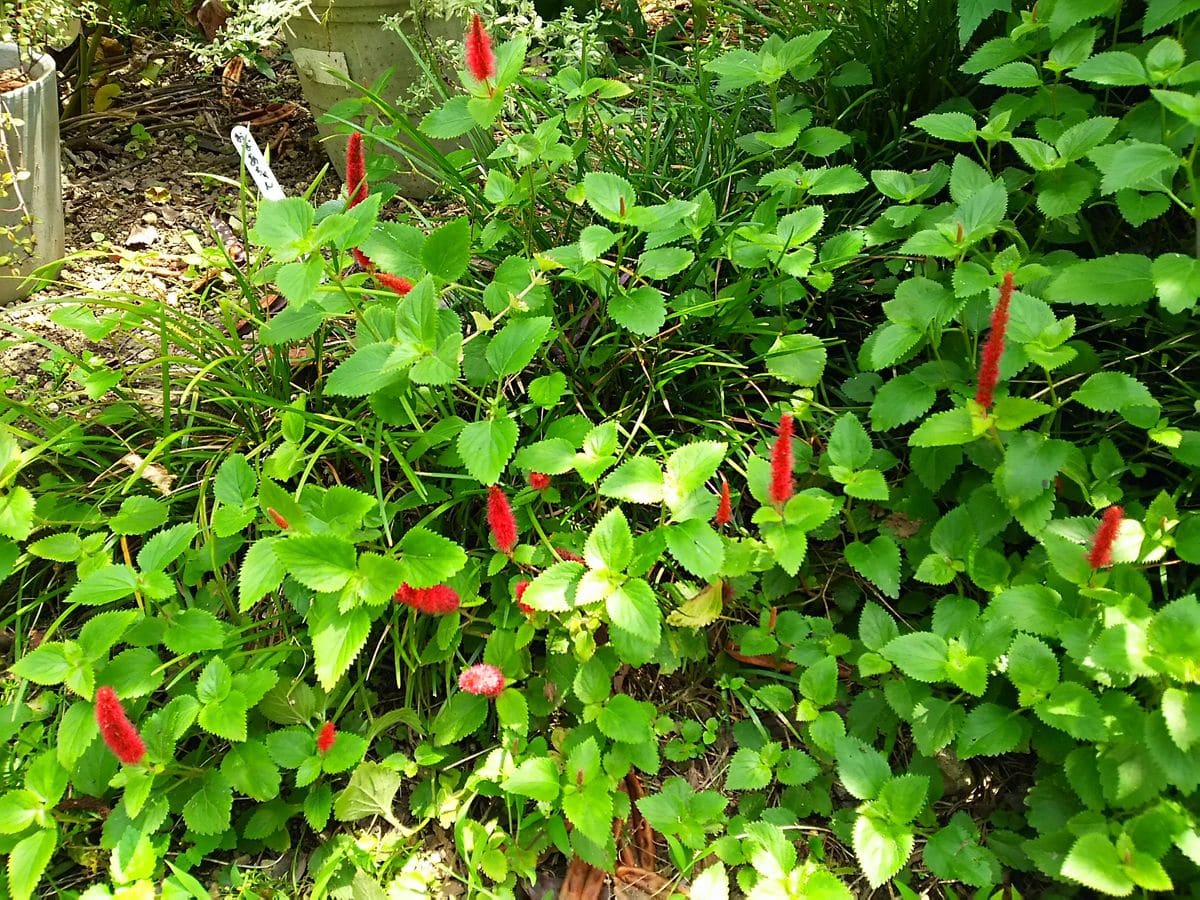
[230,125,285,201]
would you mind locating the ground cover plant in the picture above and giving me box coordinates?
[2,0,1200,896]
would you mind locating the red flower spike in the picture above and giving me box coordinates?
[515,579,533,614]
[465,13,496,84]
[345,132,367,208]
[316,721,336,754]
[459,663,505,697]
[1087,505,1124,570]
[769,412,795,508]
[394,583,461,614]
[714,477,733,527]
[267,507,290,530]
[488,484,518,554]
[375,272,414,296]
[94,686,146,765]
[556,547,584,563]
[352,247,373,270]
[975,271,1014,410]
[529,472,551,491]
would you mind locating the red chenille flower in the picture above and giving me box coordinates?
[94,686,146,765]
[515,579,533,614]
[769,412,795,508]
[529,472,551,491]
[556,547,584,563]
[975,271,1014,410]
[488,484,518,554]
[394,583,461,614]
[459,663,505,697]
[714,477,733,526]
[465,14,496,84]
[345,132,367,208]
[316,721,336,754]
[1087,505,1124,570]
[352,247,373,270]
[267,507,290,530]
[375,272,414,296]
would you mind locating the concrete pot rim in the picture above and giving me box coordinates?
[0,44,57,101]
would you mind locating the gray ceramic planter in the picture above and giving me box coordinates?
[284,0,462,198]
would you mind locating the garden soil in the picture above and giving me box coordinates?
[0,43,335,390]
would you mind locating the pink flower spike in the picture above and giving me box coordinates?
[769,412,795,508]
[714,477,733,527]
[975,271,1014,410]
[375,272,414,296]
[95,686,146,765]
[316,721,336,754]
[459,663,505,697]
[1087,505,1124,570]
[394,583,462,614]
[529,472,551,491]
[345,132,367,208]
[465,13,497,84]
[488,484,518,554]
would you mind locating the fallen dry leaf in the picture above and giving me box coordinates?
[119,452,175,495]
[125,224,159,248]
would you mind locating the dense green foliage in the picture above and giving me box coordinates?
[2,0,1200,897]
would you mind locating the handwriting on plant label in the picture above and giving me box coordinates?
[230,125,285,201]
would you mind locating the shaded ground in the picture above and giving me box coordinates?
[0,41,332,386]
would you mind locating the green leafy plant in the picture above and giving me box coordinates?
[2,1,1200,897]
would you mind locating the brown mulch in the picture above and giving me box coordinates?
[0,38,335,389]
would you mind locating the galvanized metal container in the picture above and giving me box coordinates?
[0,45,64,304]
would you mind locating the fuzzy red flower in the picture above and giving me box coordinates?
[714,477,733,527]
[529,472,551,491]
[316,721,336,754]
[352,247,373,270]
[465,14,496,84]
[345,132,367,208]
[95,686,146,765]
[515,579,533,614]
[769,412,795,508]
[375,272,414,296]
[488,484,518,554]
[267,507,290,530]
[394,583,461,614]
[555,547,584,563]
[975,271,1014,410]
[459,663,505,697]
[1087,505,1124,570]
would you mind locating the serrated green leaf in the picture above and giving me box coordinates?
[457,415,519,485]
[1062,833,1134,895]
[310,601,372,692]
[845,536,901,598]
[881,633,948,682]
[273,535,357,592]
[852,814,914,888]
[7,827,57,900]
[501,757,560,802]
[485,316,553,377]
[183,771,233,834]
[599,457,664,504]
[398,527,467,588]
[956,703,1024,758]
[835,735,891,800]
